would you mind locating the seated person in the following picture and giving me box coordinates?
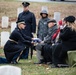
[4,20,34,64]
[43,28,60,64]
[42,20,64,64]
[43,16,76,68]
[52,16,76,67]
[35,19,58,64]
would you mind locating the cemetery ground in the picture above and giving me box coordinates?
[0,48,76,75]
[0,1,76,75]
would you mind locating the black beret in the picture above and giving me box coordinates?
[22,2,30,7]
[47,19,56,24]
[16,19,25,25]
[64,16,76,23]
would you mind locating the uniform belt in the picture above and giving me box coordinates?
[9,39,18,44]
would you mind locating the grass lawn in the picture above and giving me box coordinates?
[0,49,76,75]
[0,0,15,1]
[0,1,76,75]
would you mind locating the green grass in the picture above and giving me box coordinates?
[0,0,15,1]
[0,49,76,75]
[0,1,76,75]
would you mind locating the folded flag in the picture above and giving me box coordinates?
[33,38,42,43]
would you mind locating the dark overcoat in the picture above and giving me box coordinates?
[17,11,36,37]
[43,26,76,64]
[53,26,76,64]
[4,27,32,63]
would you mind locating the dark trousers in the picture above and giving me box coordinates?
[43,44,52,63]
[52,44,67,65]
[43,43,66,64]
[0,57,8,64]
[12,52,22,62]
[21,47,29,59]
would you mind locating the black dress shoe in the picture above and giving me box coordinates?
[46,62,52,65]
[51,64,59,68]
[51,64,69,68]
[57,64,69,68]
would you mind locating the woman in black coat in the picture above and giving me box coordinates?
[52,16,76,67]
[4,20,33,64]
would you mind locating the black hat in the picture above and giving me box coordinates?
[64,16,76,23]
[47,19,56,24]
[22,2,30,7]
[16,19,25,25]
[40,10,48,16]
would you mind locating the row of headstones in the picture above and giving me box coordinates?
[1,7,61,28]
[1,7,21,47]
[1,22,17,47]
[1,7,23,28]
[2,21,17,32]
[0,7,61,47]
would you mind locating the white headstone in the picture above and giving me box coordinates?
[17,7,23,17]
[0,65,21,75]
[11,22,17,32]
[1,31,10,47]
[54,12,61,22]
[1,16,9,28]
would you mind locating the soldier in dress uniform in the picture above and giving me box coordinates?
[4,20,34,64]
[17,2,36,59]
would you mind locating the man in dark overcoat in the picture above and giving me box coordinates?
[17,2,36,59]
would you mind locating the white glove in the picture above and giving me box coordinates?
[60,26,64,29]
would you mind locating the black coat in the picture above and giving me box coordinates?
[52,26,76,65]
[17,11,36,37]
[43,26,76,64]
[4,28,32,63]
[59,26,76,50]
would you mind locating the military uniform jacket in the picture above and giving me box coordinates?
[17,11,36,37]
[4,27,32,62]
